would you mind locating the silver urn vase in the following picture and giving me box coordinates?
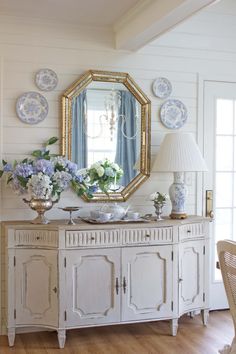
[154,201,165,221]
[23,197,58,224]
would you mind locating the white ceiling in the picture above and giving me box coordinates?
[0,0,219,50]
[0,0,140,26]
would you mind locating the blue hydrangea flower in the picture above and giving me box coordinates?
[14,163,34,178]
[66,161,78,175]
[88,185,98,193]
[3,163,12,172]
[105,167,115,177]
[35,159,54,176]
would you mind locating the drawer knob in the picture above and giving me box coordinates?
[187,230,191,234]
[145,234,150,238]
[36,236,41,240]
[90,236,95,241]
[179,278,183,283]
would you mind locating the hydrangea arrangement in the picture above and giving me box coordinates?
[87,159,123,194]
[0,137,93,200]
[150,192,169,205]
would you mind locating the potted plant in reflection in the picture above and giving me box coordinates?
[150,192,169,220]
[86,159,124,194]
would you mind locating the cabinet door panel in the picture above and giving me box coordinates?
[179,241,204,315]
[66,248,120,326]
[122,246,173,321]
[15,249,58,327]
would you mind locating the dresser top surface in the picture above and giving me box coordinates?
[2,215,209,231]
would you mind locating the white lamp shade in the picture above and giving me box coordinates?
[152,133,208,172]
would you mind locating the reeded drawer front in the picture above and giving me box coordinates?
[122,227,173,245]
[14,230,58,247]
[65,229,120,248]
[179,223,204,240]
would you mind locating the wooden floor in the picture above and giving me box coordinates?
[0,311,233,354]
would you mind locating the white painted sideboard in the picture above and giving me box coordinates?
[4,216,210,349]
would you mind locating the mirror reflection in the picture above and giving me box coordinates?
[62,70,151,202]
[71,81,141,190]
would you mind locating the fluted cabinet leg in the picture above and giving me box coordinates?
[8,327,15,346]
[171,318,178,336]
[58,329,66,349]
[201,309,209,326]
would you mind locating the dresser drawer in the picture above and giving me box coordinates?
[65,229,120,248]
[122,227,173,245]
[14,229,58,247]
[179,223,205,241]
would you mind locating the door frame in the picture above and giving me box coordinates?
[198,74,236,309]
[197,73,236,216]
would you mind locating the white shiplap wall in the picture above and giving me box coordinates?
[1,0,236,333]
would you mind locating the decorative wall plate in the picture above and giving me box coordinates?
[160,99,187,129]
[35,68,58,91]
[16,91,49,124]
[152,77,172,98]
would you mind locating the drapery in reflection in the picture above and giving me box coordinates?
[115,91,138,186]
[71,87,139,187]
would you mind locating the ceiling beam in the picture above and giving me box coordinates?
[114,0,219,51]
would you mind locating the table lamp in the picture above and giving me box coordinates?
[152,133,208,219]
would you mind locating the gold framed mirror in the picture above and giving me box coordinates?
[61,70,151,202]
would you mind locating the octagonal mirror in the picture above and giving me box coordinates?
[62,70,151,202]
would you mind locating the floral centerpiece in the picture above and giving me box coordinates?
[87,159,123,194]
[150,192,169,220]
[0,137,93,224]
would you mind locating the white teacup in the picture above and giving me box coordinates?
[127,211,140,220]
[99,212,112,222]
[90,210,100,220]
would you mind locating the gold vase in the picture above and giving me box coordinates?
[23,197,57,224]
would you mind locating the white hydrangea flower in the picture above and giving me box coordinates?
[27,172,53,199]
[96,166,104,177]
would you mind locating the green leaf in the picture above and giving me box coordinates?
[46,137,58,146]
[2,160,7,166]
[31,150,42,158]
[0,170,3,177]
[7,176,13,184]
[22,158,28,163]
[17,175,28,188]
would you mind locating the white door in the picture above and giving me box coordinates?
[65,248,120,327]
[203,80,236,309]
[179,240,204,315]
[15,249,58,327]
[121,245,173,322]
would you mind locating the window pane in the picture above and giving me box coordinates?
[216,99,233,135]
[216,172,233,207]
[216,136,233,171]
[215,208,232,241]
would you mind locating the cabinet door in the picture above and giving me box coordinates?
[15,249,58,327]
[179,241,204,315]
[122,246,173,322]
[65,248,120,327]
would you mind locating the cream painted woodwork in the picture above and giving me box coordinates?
[5,216,209,349]
[65,248,121,327]
[178,241,205,316]
[122,246,174,322]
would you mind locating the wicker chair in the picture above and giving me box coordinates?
[217,240,236,354]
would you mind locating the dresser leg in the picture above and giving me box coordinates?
[171,318,178,336]
[58,329,66,349]
[8,327,15,346]
[201,309,209,326]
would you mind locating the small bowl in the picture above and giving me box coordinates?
[127,211,140,220]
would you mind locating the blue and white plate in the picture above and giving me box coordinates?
[152,77,172,98]
[35,68,58,91]
[16,91,49,124]
[160,99,187,129]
